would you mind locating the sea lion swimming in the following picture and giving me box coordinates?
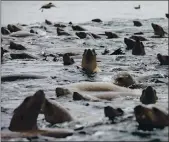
[10,31,37,37]
[140,86,158,105]
[151,23,167,37]
[63,53,75,65]
[134,105,169,130]
[81,49,100,73]
[157,53,169,65]
[2,90,74,140]
[132,38,145,55]
[9,90,45,131]
[41,98,74,125]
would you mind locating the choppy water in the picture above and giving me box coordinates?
[1,1,169,141]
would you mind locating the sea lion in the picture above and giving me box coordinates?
[57,27,70,36]
[1,27,10,35]
[140,86,158,105]
[41,98,73,125]
[134,105,169,130]
[124,38,135,50]
[102,48,109,55]
[76,32,87,39]
[132,38,145,55]
[166,13,169,18]
[72,25,87,31]
[134,32,144,35]
[114,72,136,87]
[104,106,124,121]
[56,72,142,98]
[63,53,75,65]
[130,35,147,41]
[81,49,100,73]
[7,24,21,33]
[1,47,4,59]
[9,90,45,131]
[1,74,46,82]
[89,33,101,39]
[133,21,142,27]
[1,128,73,140]
[105,32,118,39]
[110,48,125,55]
[91,18,102,23]
[10,31,36,37]
[10,53,37,60]
[9,41,26,50]
[54,23,66,28]
[45,19,52,25]
[4,90,73,140]
[151,23,167,37]
[157,53,169,65]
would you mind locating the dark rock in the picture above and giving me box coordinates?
[92,18,102,23]
[157,53,169,65]
[9,41,26,50]
[45,19,52,25]
[124,38,135,50]
[63,53,74,65]
[10,53,37,60]
[133,21,142,27]
[72,25,86,31]
[76,32,87,39]
[105,32,118,39]
[1,27,10,35]
[110,48,125,55]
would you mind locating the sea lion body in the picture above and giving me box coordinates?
[81,49,100,73]
[73,91,140,101]
[1,128,73,140]
[10,31,37,37]
[56,81,141,99]
[42,99,73,124]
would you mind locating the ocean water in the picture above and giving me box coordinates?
[1,1,169,141]
[1,1,168,25]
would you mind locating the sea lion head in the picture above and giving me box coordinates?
[114,72,136,87]
[9,90,45,132]
[140,86,158,105]
[151,23,165,37]
[134,105,169,130]
[82,49,97,73]
[157,53,163,63]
